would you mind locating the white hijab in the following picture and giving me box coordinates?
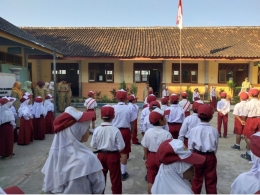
[44,98,54,112]
[18,99,33,119]
[152,161,194,194]
[32,101,47,118]
[49,81,54,90]
[1,102,15,129]
[42,120,103,192]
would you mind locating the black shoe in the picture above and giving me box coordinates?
[219,134,222,138]
[231,144,240,150]
[240,153,251,161]
[132,142,141,145]
[121,172,129,181]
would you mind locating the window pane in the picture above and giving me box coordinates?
[61,70,66,74]
[219,70,226,82]
[141,70,149,75]
[107,74,113,82]
[107,70,113,74]
[173,75,179,82]
[89,71,95,81]
[77,70,79,74]
[142,75,148,82]
[191,71,197,82]
[182,70,190,83]
[135,71,141,82]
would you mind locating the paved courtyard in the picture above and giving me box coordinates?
[0,107,252,194]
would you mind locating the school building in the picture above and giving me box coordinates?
[1,16,260,100]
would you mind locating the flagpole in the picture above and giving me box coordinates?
[179,28,182,94]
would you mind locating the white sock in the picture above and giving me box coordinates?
[121,164,126,174]
[246,150,251,155]
[235,144,240,146]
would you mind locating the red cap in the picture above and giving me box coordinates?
[116,89,127,101]
[147,95,157,103]
[88,91,95,97]
[34,96,43,103]
[54,106,95,133]
[20,95,31,103]
[148,89,153,94]
[181,92,188,98]
[128,95,136,101]
[3,186,24,194]
[170,94,179,102]
[239,92,248,100]
[149,101,161,109]
[249,88,259,96]
[198,104,214,118]
[149,108,170,124]
[194,97,200,101]
[220,92,227,98]
[143,104,148,109]
[0,98,8,105]
[157,139,206,165]
[192,101,204,111]
[161,97,168,104]
[101,105,115,119]
[250,132,260,158]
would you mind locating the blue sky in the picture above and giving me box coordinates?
[1,0,260,27]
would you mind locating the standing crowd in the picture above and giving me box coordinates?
[1,81,260,194]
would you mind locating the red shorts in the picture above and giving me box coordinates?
[119,128,131,154]
[233,116,245,135]
[86,109,96,121]
[243,117,260,139]
[147,152,161,184]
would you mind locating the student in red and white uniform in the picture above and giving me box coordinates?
[240,88,260,161]
[32,96,47,140]
[178,101,204,147]
[112,89,135,181]
[42,106,105,194]
[217,92,230,138]
[141,108,172,194]
[160,97,169,111]
[128,94,140,145]
[192,88,200,102]
[165,94,185,139]
[188,104,219,194]
[0,98,16,158]
[91,105,125,194]
[84,91,98,132]
[179,92,192,117]
[231,132,260,194]
[140,95,157,135]
[143,90,155,108]
[17,95,34,145]
[210,86,217,110]
[44,94,55,134]
[151,139,206,194]
[231,92,248,150]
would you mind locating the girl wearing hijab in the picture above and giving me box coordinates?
[48,81,54,96]
[11,81,23,142]
[41,106,105,194]
[44,94,54,134]
[151,139,206,194]
[17,95,34,145]
[32,96,46,140]
[231,132,260,194]
[0,98,16,158]
[34,81,45,101]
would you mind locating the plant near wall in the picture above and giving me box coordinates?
[185,85,193,103]
[95,91,102,101]
[227,80,236,98]
[119,81,130,93]
[130,83,138,96]
[109,88,117,102]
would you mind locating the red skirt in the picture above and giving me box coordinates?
[33,115,45,140]
[17,117,34,145]
[45,111,54,134]
[0,123,14,157]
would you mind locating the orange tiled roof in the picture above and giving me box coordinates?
[20,26,260,58]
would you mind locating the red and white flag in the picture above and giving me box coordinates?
[176,0,183,29]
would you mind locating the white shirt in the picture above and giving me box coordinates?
[90,122,125,151]
[161,105,169,111]
[192,91,200,101]
[112,102,135,128]
[165,104,185,123]
[84,98,97,110]
[179,99,192,112]
[162,89,169,97]
[210,89,216,101]
[188,122,219,153]
[245,98,260,117]
[141,126,172,152]
[128,102,138,120]
[140,107,151,132]
[178,113,201,141]
[233,100,247,116]
[217,99,230,115]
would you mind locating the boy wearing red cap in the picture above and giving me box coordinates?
[188,104,219,194]
[17,95,34,145]
[165,94,185,138]
[241,88,260,161]
[0,98,16,158]
[231,132,260,194]
[231,92,248,150]
[84,91,97,132]
[179,92,192,117]
[32,96,47,140]
[217,92,230,138]
[44,94,55,134]
[91,105,125,194]
[151,139,206,194]
[141,108,172,194]
[178,101,204,147]
[42,106,105,194]
[160,97,169,111]
[128,95,140,145]
[112,89,136,181]
[143,90,155,108]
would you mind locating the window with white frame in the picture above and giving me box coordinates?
[88,63,114,82]
[172,63,198,83]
